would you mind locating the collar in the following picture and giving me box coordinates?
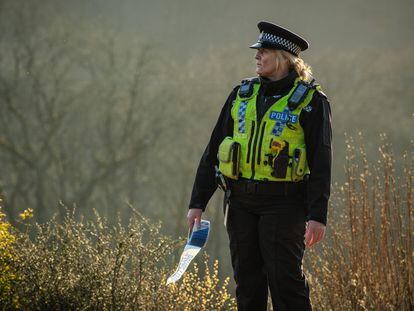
[259,70,298,95]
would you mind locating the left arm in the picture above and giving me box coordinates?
[299,91,333,246]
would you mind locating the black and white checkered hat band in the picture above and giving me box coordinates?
[259,32,301,55]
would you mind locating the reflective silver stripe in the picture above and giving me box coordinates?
[237,100,248,133]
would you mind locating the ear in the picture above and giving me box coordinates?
[281,52,290,64]
[274,50,285,65]
[273,54,281,72]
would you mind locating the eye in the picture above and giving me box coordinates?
[259,49,270,56]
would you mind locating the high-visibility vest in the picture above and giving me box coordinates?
[218,77,321,182]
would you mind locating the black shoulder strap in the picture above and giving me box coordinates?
[238,77,259,98]
[241,76,260,84]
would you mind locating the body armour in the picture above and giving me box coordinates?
[218,77,321,182]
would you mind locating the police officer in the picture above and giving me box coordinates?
[187,21,332,311]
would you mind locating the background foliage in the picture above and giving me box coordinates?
[0,207,236,310]
[0,0,413,309]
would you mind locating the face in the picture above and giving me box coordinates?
[255,48,285,78]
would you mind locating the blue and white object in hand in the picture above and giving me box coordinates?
[166,220,210,285]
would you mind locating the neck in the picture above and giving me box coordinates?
[267,66,290,81]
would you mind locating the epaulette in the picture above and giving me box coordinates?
[304,75,327,99]
[314,84,328,99]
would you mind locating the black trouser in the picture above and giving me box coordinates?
[226,194,311,311]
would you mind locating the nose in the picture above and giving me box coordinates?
[255,50,261,60]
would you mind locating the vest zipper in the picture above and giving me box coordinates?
[246,120,255,164]
[257,121,266,165]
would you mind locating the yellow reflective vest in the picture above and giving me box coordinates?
[218,77,321,182]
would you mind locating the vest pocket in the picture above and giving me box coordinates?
[291,148,307,181]
[218,137,241,180]
[270,140,290,178]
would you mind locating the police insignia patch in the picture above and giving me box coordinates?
[269,111,298,123]
[270,108,299,136]
[303,105,313,112]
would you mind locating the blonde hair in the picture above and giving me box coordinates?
[273,50,313,81]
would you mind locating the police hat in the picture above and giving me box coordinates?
[250,21,309,56]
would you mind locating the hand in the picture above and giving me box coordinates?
[305,220,326,248]
[187,208,203,231]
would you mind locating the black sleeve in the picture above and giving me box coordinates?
[299,91,333,225]
[188,86,239,211]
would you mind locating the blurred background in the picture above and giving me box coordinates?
[1,0,413,287]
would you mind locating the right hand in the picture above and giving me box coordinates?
[187,208,203,230]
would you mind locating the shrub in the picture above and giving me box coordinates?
[0,206,18,309]
[7,208,235,310]
[305,135,413,310]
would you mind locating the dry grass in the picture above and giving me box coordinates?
[3,208,235,310]
[305,134,413,310]
[1,135,413,310]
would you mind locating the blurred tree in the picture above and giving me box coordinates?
[0,1,165,223]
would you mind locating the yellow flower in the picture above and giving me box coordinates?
[19,208,34,220]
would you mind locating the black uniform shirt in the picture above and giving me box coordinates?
[189,70,332,225]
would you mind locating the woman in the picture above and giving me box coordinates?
[187,21,332,311]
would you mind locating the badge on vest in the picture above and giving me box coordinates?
[269,111,298,123]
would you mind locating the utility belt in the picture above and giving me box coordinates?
[215,166,307,227]
[228,178,307,196]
